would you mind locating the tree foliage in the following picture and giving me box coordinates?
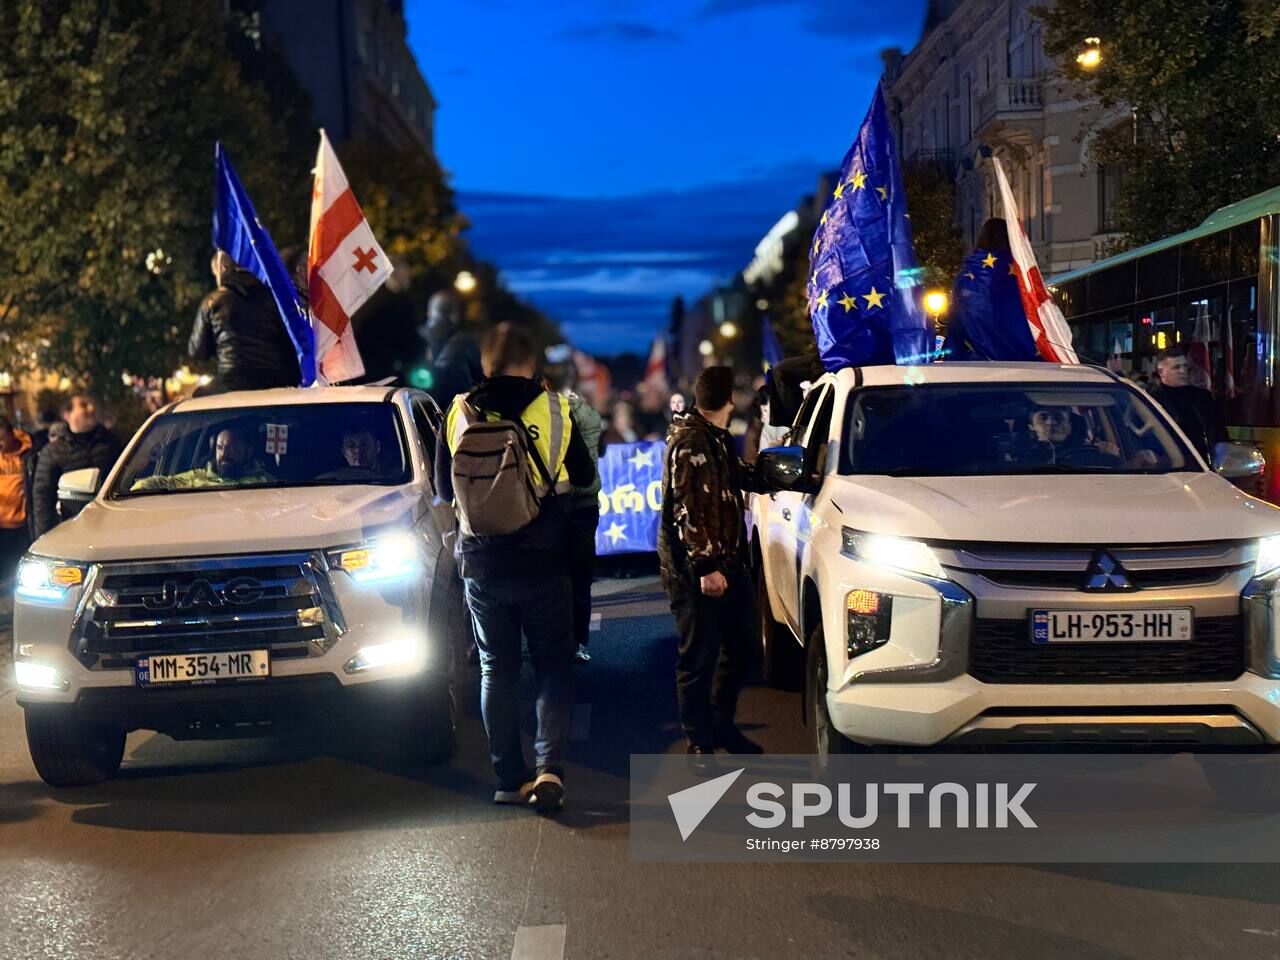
[0,0,310,399]
[1038,0,1280,245]
[901,160,966,290]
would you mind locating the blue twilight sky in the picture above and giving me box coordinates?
[407,0,927,355]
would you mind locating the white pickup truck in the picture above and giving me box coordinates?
[751,361,1280,799]
[12,386,467,786]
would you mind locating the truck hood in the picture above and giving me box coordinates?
[827,472,1280,545]
[30,485,425,562]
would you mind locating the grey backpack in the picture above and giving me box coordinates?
[449,393,559,537]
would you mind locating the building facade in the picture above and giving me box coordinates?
[881,0,1127,275]
[259,0,436,156]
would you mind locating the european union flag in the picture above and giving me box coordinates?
[808,87,930,371]
[213,143,316,386]
[596,441,664,556]
[761,314,784,369]
[943,249,1040,361]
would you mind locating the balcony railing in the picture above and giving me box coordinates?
[976,78,1045,130]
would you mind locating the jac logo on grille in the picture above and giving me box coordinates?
[141,577,265,610]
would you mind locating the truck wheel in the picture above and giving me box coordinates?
[407,679,458,765]
[804,622,859,780]
[24,709,125,788]
[757,561,801,691]
[1197,754,1280,812]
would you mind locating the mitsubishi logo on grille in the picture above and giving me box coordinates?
[1083,552,1133,591]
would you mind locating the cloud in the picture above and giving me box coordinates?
[695,0,922,39]
[458,163,820,354]
[560,21,679,43]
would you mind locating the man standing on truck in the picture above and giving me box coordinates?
[658,366,765,772]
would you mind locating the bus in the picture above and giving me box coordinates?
[1050,186,1280,498]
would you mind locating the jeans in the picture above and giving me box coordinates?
[568,504,599,649]
[666,564,755,748]
[463,575,574,788]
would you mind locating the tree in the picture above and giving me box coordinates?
[0,0,310,400]
[1038,0,1280,244]
[901,160,966,289]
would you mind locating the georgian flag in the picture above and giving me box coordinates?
[308,130,392,383]
[993,158,1078,364]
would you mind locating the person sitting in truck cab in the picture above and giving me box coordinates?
[318,427,383,482]
[130,427,272,491]
[1012,406,1122,467]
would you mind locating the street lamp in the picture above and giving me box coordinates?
[698,339,714,357]
[1076,37,1102,69]
[719,321,738,339]
[924,290,949,321]
[454,270,477,294]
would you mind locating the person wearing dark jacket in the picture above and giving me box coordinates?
[435,323,593,812]
[420,290,483,407]
[31,394,122,538]
[1149,347,1229,460]
[189,251,301,392]
[659,366,766,771]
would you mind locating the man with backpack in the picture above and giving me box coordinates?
[435,322,594,812]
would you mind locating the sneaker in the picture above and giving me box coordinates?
[686,743,720,777]
[530,771,564,813]
[493,781,536,805]
[573,644,591,664]
[714,724,764,755]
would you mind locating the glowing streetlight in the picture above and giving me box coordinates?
[698,339,714,357]
[924,290,949,319]
[719,321,738,338]
[454,270,478,294]
[1076,37,1102,69]
[755,298,769,311]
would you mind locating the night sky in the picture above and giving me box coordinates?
[408,0,926,355]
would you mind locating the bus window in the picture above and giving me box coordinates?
[1181,233,1231,289]
[1231,220,1261,279]
[1056,278,1087,319]
[1136,246,1178,301]
[1086,260,1136,312]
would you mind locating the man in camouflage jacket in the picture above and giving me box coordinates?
[658,367,765,767]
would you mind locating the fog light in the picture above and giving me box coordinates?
[344,637,422,674]
[15,660,68,691]
[847,590,892,658]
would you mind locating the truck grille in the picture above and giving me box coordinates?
[73,553,343,669]
[970,616,1245,683]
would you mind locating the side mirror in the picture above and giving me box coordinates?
[1212,442,1265,480]
[58,467,102,501]
[757,445,816,493]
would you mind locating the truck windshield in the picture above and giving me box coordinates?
[839,383,1197,477]
[110,403,411,497]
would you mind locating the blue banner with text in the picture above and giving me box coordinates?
[596,441,665,555]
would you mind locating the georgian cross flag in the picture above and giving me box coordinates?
[307,129,393,383]
[992,158,1078,364]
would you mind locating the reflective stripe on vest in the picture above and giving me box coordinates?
[447,390,572,495]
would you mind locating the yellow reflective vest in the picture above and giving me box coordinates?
[446,389,573,493]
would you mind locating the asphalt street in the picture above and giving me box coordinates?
[1,578,1279,960]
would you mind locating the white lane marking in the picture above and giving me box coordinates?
[589,612,602,632]
[570,704,591,741]
[511,924,566,960]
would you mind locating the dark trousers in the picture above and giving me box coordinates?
[463,575,574,788]
[666,564,755,748]
[0,525,30,585]
[568,503,599,649]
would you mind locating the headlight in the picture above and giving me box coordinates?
[16,557,86,603]
[14,660,68,691]
[344,636,424,674]
[329,532,419,584]
[841,529,948,581]
[1256,535,1280,578]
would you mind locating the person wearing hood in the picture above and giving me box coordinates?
[31,394,122,538]
[943,219,1042,363]
[0,416,34,582]
[189,250,301,393]
[658,366,767,772]
[435,322,594,812]
[420,290,483,407]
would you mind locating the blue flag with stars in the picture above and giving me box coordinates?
[807,87,931,371]
[943,249,1041,361]
[595,440,665,556]
[213,142,316,386]
[761,314,784,370]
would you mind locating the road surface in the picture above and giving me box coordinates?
[1,580,1278,959]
